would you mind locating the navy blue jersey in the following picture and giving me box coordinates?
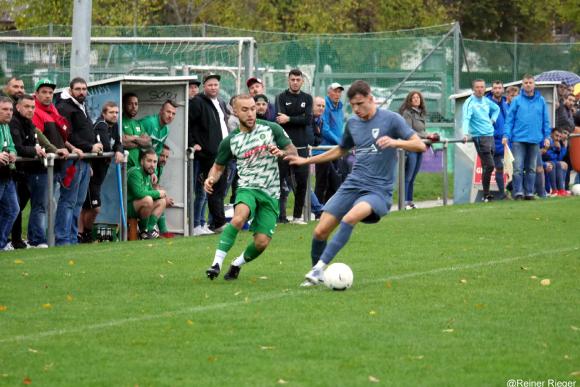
[340,109,414,196]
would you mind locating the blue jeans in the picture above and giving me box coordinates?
[55,160,91,245]
[26,173,48,246]
[511,142,539,197]
[404,151,423,202]
[0,179,19,249]
[310,190,323,215]
[545,162,566,191]
[193,159,208,227]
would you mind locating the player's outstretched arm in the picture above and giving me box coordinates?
[376,134,426,153]
[204,163,225,194]
[285,145,347,166]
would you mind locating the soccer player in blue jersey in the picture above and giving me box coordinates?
[285,80,426,286]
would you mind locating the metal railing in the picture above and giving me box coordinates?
[13,151,127,247]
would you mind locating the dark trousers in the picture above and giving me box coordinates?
[279,148,309,219]
[315,160,340,204]
[474,136,495,196]
[198,156,227,229]
[11,173,30,243]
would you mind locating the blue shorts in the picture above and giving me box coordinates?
[323,185,390,224]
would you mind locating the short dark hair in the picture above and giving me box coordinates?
[471,79,485,87]
[17,94,34,104]
[288,68,302,77]
[6,76,23,84]
[141,147,157,159]
[162,99,178,109]
[0,96,13,104]
[101,101,118,113]
[162,144,171,151]
[522,74,534,81]
[346,80,371,99]
[122,92,138,106]
[69,77,87,89]
[492,80,503,86]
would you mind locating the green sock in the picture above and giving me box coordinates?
[243,240,263,263]
[147,215,159,232]
[139,218,148,231]
[217,223,239,253]
[157,213,168,233]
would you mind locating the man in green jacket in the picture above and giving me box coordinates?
[127,148,168,240]
[0,96,19,250]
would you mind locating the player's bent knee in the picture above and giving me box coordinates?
[253,234,270,250]
[230,215,247,229]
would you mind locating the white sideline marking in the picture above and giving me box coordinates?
[1,246,577,344]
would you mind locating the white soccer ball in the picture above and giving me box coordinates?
[324,263,354,291]
[572,184,580,196]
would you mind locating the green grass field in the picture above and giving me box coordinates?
[1,198,579,386]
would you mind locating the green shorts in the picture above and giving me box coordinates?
[235,188,279,238]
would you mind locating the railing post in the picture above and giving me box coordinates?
[121,151,128,241]
[187,147,195,236]
[46,154,55,247]
[442,141,449,206]
[304,146,312,223]
[397,148,406,210]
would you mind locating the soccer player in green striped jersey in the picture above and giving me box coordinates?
[204,94,297,281]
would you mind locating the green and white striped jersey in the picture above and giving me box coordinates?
[215,119,292,198]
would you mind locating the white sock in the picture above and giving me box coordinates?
[232,253,246,267]
[314,260,326,270]
[212,250,227,268]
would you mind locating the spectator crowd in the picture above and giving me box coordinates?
[0,71,578,250]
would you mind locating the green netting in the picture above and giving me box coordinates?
[0,23,578,124]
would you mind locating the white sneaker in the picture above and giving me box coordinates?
[300,267,324,287]
[2,242,15,251]
[201,224,214,235]
[290,218,307,225]
[193,225,205,236]
[31,243,49,248]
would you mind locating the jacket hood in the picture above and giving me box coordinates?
[59,88,87,116]
[519,88,541,100]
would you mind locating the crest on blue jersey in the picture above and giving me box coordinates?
[372,128,380,139]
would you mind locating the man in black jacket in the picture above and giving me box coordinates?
[9,95,64,248]
[79,101,124,242]
[188,73,229,232]
[275,68,313,224]
[55,77,103,246]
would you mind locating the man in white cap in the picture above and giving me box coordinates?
[247,77,276,121]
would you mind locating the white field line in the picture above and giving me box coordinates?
[1,246,577,344]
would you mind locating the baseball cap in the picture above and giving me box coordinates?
[203,73,221,84]
[246,77,263,88]
[189,79,201,86]
[253,94,269,103]
[35,78,57,91]
[329,82,344,91]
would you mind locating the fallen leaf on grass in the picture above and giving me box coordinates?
[43,363,54,372]
[166,260,174,265]
[186,320,193,326]
[258,276,268,280]
[564,355,571,360]
[520,266,529,271]
[475,303,486,310]
[66,294,74,302]
[277,379,288,384]
[42,303,52,310]
[530,276,538,279]
[234,291,242,296]
[442,329,454,333]
[27,348,39,353]
[260,345,275,350]
[68,260,75,266]
[571,326,580,331]
[0,305,6,312]
[23,377,32,384]
[369,375,380,383]
[207,356,217,363]
[21,272,29,277]
[14,259,24,265]
[459,279,467,284]
[409,355,424,360]
[244,297,249,303]
[540,279,551,286]
[570,371,580,377]
[159,274,165,279]
[147,244,153,247]
[369,310,377,316]
[385,281,392,289]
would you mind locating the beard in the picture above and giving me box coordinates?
[75,95,86,103]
